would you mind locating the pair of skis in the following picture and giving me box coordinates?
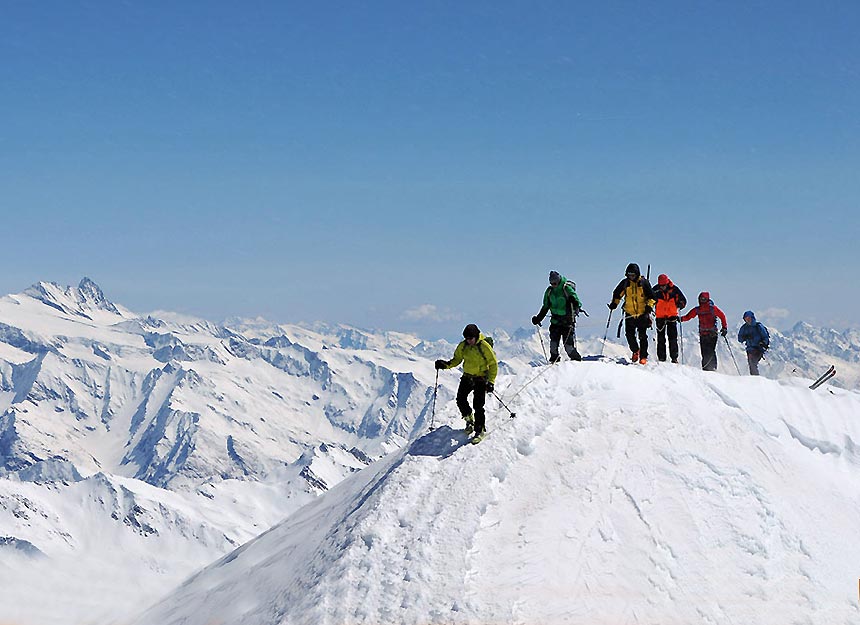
[809,365,836,390]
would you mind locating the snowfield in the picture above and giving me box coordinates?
[1,279,859,625]
[135,359,860,625]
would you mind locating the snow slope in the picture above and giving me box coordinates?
[135,360,860,625]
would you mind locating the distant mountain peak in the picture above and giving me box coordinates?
[77,277,114,309]
[23,278,123,318]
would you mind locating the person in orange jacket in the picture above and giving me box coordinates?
[680,291,728,371]
[653,274,687,363]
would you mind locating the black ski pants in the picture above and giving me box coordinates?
[456,374,487,434]
[655,317,679,362]
[549,323,581,362]
[746,348,764,376]
[700,333,718,371]
[624,314,650,359]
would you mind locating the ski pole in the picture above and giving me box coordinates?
[723,335,741,375]
[508,358,560,401]
[565,324,576,355]
[535,323,548,363]
[429,369,439,430]
[599,308,613,357]
[679,318,684,365]
[492,390,517,418]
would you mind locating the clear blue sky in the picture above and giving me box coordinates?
[2,2,858,341]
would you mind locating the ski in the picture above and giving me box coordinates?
[810,368,836,389]
[809,365,836,390]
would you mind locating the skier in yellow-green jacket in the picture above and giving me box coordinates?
[435,323,498,444]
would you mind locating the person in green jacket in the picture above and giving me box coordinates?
[435,323,498,444]
[532,270,583,362]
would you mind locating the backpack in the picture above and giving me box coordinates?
[757,323,770,350]
[563,279,582,316]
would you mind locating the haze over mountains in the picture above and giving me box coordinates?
[0,279,857,625]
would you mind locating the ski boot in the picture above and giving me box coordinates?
[463,413,475,435]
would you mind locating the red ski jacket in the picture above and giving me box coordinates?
[681,291,727,335]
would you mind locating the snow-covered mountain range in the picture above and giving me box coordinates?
[0,279,857,624]
[0,279,447,624]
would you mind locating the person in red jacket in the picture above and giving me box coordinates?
[680,291,728,371]
[653,274,687,363]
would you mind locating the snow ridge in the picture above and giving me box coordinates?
[135,362,860,625]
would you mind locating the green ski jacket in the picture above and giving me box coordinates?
[535,276,582,326]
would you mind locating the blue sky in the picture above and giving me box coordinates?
[2,2,858,341]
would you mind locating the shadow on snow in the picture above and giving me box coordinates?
[407,425,471,459]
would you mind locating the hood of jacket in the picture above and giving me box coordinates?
[743,310,756,322]
[625,263,641,277]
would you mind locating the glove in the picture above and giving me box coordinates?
[607,302,617,310]
[434,359,447,370]
[759,342,768,351]
[531,315,541,326]
[486,382,494,393]
[720,327,728,337]
[644,305,652,315]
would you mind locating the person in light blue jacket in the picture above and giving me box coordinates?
[737,310,770,375]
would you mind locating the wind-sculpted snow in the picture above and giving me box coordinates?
[135,361,860,625]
